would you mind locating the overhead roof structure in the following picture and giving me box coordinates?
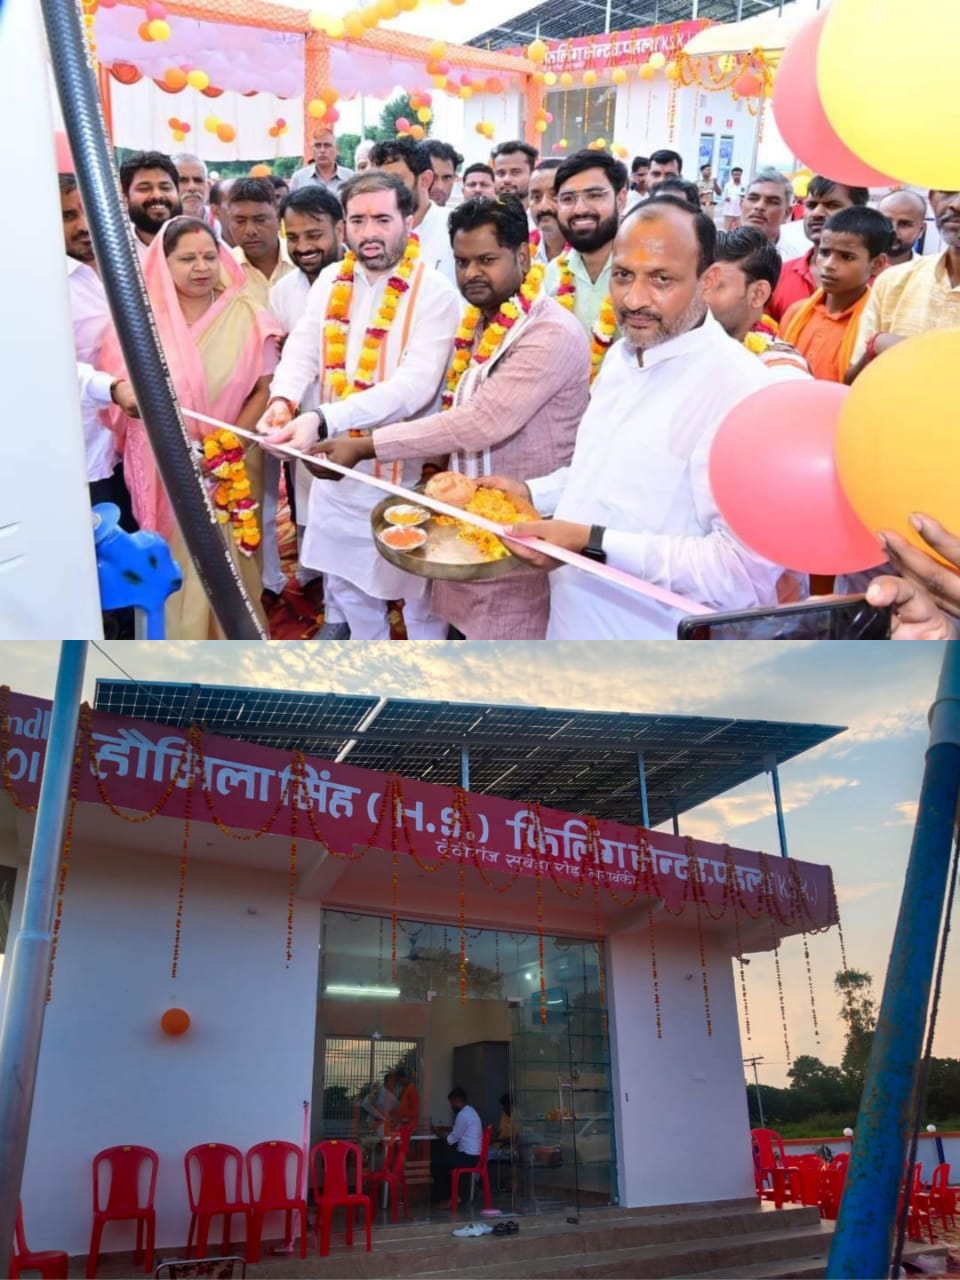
[469,0,782,50]
[94,680,843,830]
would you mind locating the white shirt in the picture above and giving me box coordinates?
[527,311,784,640]
[777,219,812,259]
[720,180,745,218]
[269,268,320,518]
[76,362,115,411]
[66,257,117,482]
[414,200,456,286]
[132,230,152,263]
[270,254,460,596]
[447,1104,483,1156]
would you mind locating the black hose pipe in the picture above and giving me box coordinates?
[42,0,266,639]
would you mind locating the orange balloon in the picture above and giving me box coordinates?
[137,20,154,40]
[163,67,188,90]
[409,124,425,140]
[160,1007,191,1036]
[321,86,340,106]
[216,123,236,143]
[250,162,272,176]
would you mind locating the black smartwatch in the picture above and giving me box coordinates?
[581,524,607,564]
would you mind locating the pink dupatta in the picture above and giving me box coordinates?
[99,223,281,539]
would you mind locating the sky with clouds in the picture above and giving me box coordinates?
[1,639,954,1089]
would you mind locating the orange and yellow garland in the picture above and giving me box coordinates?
[324,234,420,399]
[442,260,546,409]
[743,312,779,354]
[554,253,619,384]
[201,428,260,557]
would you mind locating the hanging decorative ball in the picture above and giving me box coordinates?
[416,106,432,122]
[250,163,272,176]
[308,9,327,28]
[559,71,573,87]
[172,129,185,142]
[638,63,655,80]
[485,76,504,94]
[583,69,598,87]
[718,53,736,74]
[527,38,547,64]
[459,85,473,100]
[343,11,366,37]
[359,7,380,28]
[534,119,548,134]
[649,51,666,69]
[377,0,400,18]
[147,18,171,40]
[431,74,447,89]
[593,137,607,149]
[409,123,425,139]
[145,0,167,16]
[543,71,557,86]
[138,20,155,40]
[163,67,188,90]
[734,72,762,97]
[203,115,221,133]
[308,98,327,118]
[665,61,680,81]
[325,107,340,123]
[216,123,237,142]
[611,67,627,85]
[160,1007,191,1036]
[186,69,210,90]
[321,86,340,105]
[557,136,568,148]
[326,16,346,37]
[428,39,446,59]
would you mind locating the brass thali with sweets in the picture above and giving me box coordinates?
[371,471,539,582]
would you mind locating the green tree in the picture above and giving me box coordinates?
[787,1054,855,1113]
[370,93,428,142]
[835,968,877,1088]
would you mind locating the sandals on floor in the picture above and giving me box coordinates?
[452,1222,493,1237]
[492,1220,520,1235]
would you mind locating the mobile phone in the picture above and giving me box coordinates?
[677,594,891,640]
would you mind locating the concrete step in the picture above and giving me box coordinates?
[417,1223,834,1279]
[685,1238,952,1280]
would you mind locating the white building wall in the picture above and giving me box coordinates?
[612,80,759,180]
[460,91,523,167]
[607,923,755,1207]
[15,843,322,1256]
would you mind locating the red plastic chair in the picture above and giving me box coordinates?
[450,1125,493,1213]
[818,1153,850,1221]
[784,1154,825,1208]
[900,1162,935,1244]
[86,1145,158,1277]
[363,1126,412,1223]
[184,1143,250,1260]
[928,1163,957,1231]
[750,1129,799,1209]
[13,1202,69,1279]
[309,1140,372,1258]
[245,1141,308,1263]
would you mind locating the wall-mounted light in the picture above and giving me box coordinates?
[324,984,401,999]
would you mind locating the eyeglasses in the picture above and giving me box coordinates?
[556,187,613,209]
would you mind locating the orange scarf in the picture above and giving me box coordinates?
[780,287,871,380]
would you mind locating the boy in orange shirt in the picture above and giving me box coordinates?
[779,206,892,381]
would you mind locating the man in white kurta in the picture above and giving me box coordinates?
[265,185,345,601]
[258,173,460,639]
[497,198,784,640]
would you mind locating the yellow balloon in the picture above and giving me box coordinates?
[792,171,812,199]
[559,72,573,87]
[583,69,597,87]
[649,51,666,69]
[416,106,432,122]
[818,0,960,189]
[835,330,960,559]
[186,69,209,91]
[327,16,345,35]
[611,67,627,85]
[638,63,654,81]
[543,71,557,86]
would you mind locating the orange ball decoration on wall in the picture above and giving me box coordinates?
[160,1007,191,1036]
[216,123,237,143]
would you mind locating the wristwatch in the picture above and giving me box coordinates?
[581,524,607,564]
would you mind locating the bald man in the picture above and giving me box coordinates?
[878,189,928,267]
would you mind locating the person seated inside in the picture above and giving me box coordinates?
[779,206,892,382]
[431,1087,483,1208]
[494,1093,513,1149]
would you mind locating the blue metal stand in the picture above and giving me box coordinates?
[93,503,182,640]
[827,643,960,1279]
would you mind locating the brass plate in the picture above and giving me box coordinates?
[371,492,538,582]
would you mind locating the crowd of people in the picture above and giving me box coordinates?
[65,122,960,640]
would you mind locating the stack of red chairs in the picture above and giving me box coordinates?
[818,1152,850,1221]
[928,1163,957,1232]
[784,1153,825,1208]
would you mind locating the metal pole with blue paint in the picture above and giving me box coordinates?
[765,753,790,858]
[0,642,88,1278]
[637,753,651,829]
[827,642,960,1279]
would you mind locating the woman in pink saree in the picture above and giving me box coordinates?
[100,216,281,639]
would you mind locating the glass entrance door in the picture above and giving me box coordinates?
[509,946,618,1214]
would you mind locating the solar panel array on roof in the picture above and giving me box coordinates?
[469,0,777,50]
[93,680,843,829]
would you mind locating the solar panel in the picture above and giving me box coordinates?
[93,680,843,829]
[469,0,778,49]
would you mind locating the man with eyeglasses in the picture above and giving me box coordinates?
[544,149,629,336]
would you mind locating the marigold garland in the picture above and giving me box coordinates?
[590,295,617,383]
[201,429,260,557]
[324,235,420,399]
[743,314,779,354]
[553,252,617,383]
[442,261,545,409]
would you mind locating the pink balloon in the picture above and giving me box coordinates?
[395,116,410,131]
[772,8,895,188]
[709,380,882,575]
